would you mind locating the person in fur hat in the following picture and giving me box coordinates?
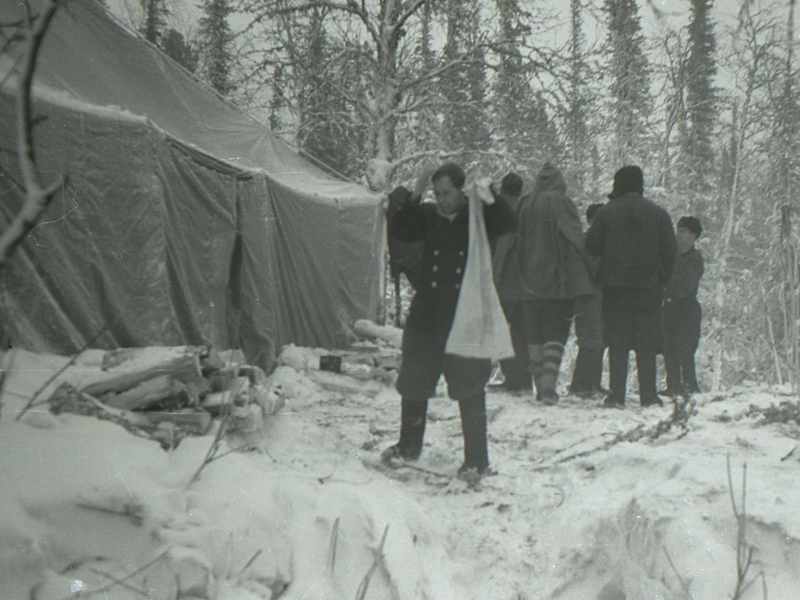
[660,216,704,396]
[381,163,515,481]
[585,166,678,408]
[516,163,594,404]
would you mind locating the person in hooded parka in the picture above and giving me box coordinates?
[516,163,594,404]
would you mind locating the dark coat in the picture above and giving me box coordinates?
[389,194,515,336]
[492,192,526,302]
[516,163,594,300]
[585,192,678,289]
[664,247,704,301]
[386,186,424,290]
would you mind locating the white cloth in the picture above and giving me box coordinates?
[445,178,514,359]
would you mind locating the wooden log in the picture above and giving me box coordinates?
[146,409,212,434]
[103,375,187,411]
[81,352,203,398]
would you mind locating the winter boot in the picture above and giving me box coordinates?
[662,351,684,397]
[605,347,628,408]
[527,343,544,400]
[381,398,427,466]
[570,345,604,397]
[457,390,490,476]
[636,350,661,407]
[681,352,700,393]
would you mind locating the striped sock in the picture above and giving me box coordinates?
[540,341,565,397]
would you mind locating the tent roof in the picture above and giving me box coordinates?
[0,0,377,205]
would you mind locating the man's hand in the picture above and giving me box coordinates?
[475,176,495,205]
[412,165,437,202]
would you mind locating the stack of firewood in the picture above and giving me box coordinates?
[46,346,282,448]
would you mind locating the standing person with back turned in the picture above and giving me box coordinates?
[491,172,528,392]
[569,203,607,398]
[381,163,515,481]
[517,163,594,405]
[661,216,704,396]
[585,166,678,408]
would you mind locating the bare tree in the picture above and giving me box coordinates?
[0,0,64,268]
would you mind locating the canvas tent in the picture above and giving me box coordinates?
[0,0,385,372]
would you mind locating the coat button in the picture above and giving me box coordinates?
[458,251,465,257]
[432,265,438,272]
[455,267,462,274]
[433,250,440,256]
[431,281,437,288]
[455,283,460,289]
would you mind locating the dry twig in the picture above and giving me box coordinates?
[327,516,340,574]
[57,548,171,600]
[188,413,229,485]
[661,542,694,600]
[0,0,65,267]
[15,325,108,421]
[727,455,767,599]
[355,524,390,600]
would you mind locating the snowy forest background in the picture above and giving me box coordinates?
[106,0,800,394]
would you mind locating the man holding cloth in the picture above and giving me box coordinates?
[381,163,515,481]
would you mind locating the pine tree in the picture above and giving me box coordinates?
[140,0,168,45]
[603,0,652,165]
[162,28,198,73]
[490,0,562,176]
[441,0,490,158]
[295,8,366,178]
[198,0,232,95]
[684,0,717,191]
[566,0,592,190]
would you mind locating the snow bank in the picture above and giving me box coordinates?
[0,348,461,600]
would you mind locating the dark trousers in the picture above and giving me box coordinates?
[395,327,492,468]
[570,293,604,393]
[499,299,530,391]
[661,298,701,393]
[602,286,662,405]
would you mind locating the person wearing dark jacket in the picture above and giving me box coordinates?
[490,172,528,391]
[569,203,606,397]
[517,163,594,404]
[386,186,424,293]
[661,216,704,396]
[585,166,678,408]
[381,163,515,480]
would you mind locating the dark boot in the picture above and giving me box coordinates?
[570,345,604,396]
[636,350,660,406]
[381,398,427,465]
[499,355,530,391]
[458,391,489,473]
[662,351,684,397]
[681,352,700,393]
[605,347,628,407]
[528,343,544,400]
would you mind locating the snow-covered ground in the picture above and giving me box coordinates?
[2,345,800,599]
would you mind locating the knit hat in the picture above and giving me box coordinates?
[609,166,644,198]
[677,216,703,238]
[500,172,523,197]
[586,203,604,223]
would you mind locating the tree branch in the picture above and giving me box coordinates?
[0,0,64,268]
